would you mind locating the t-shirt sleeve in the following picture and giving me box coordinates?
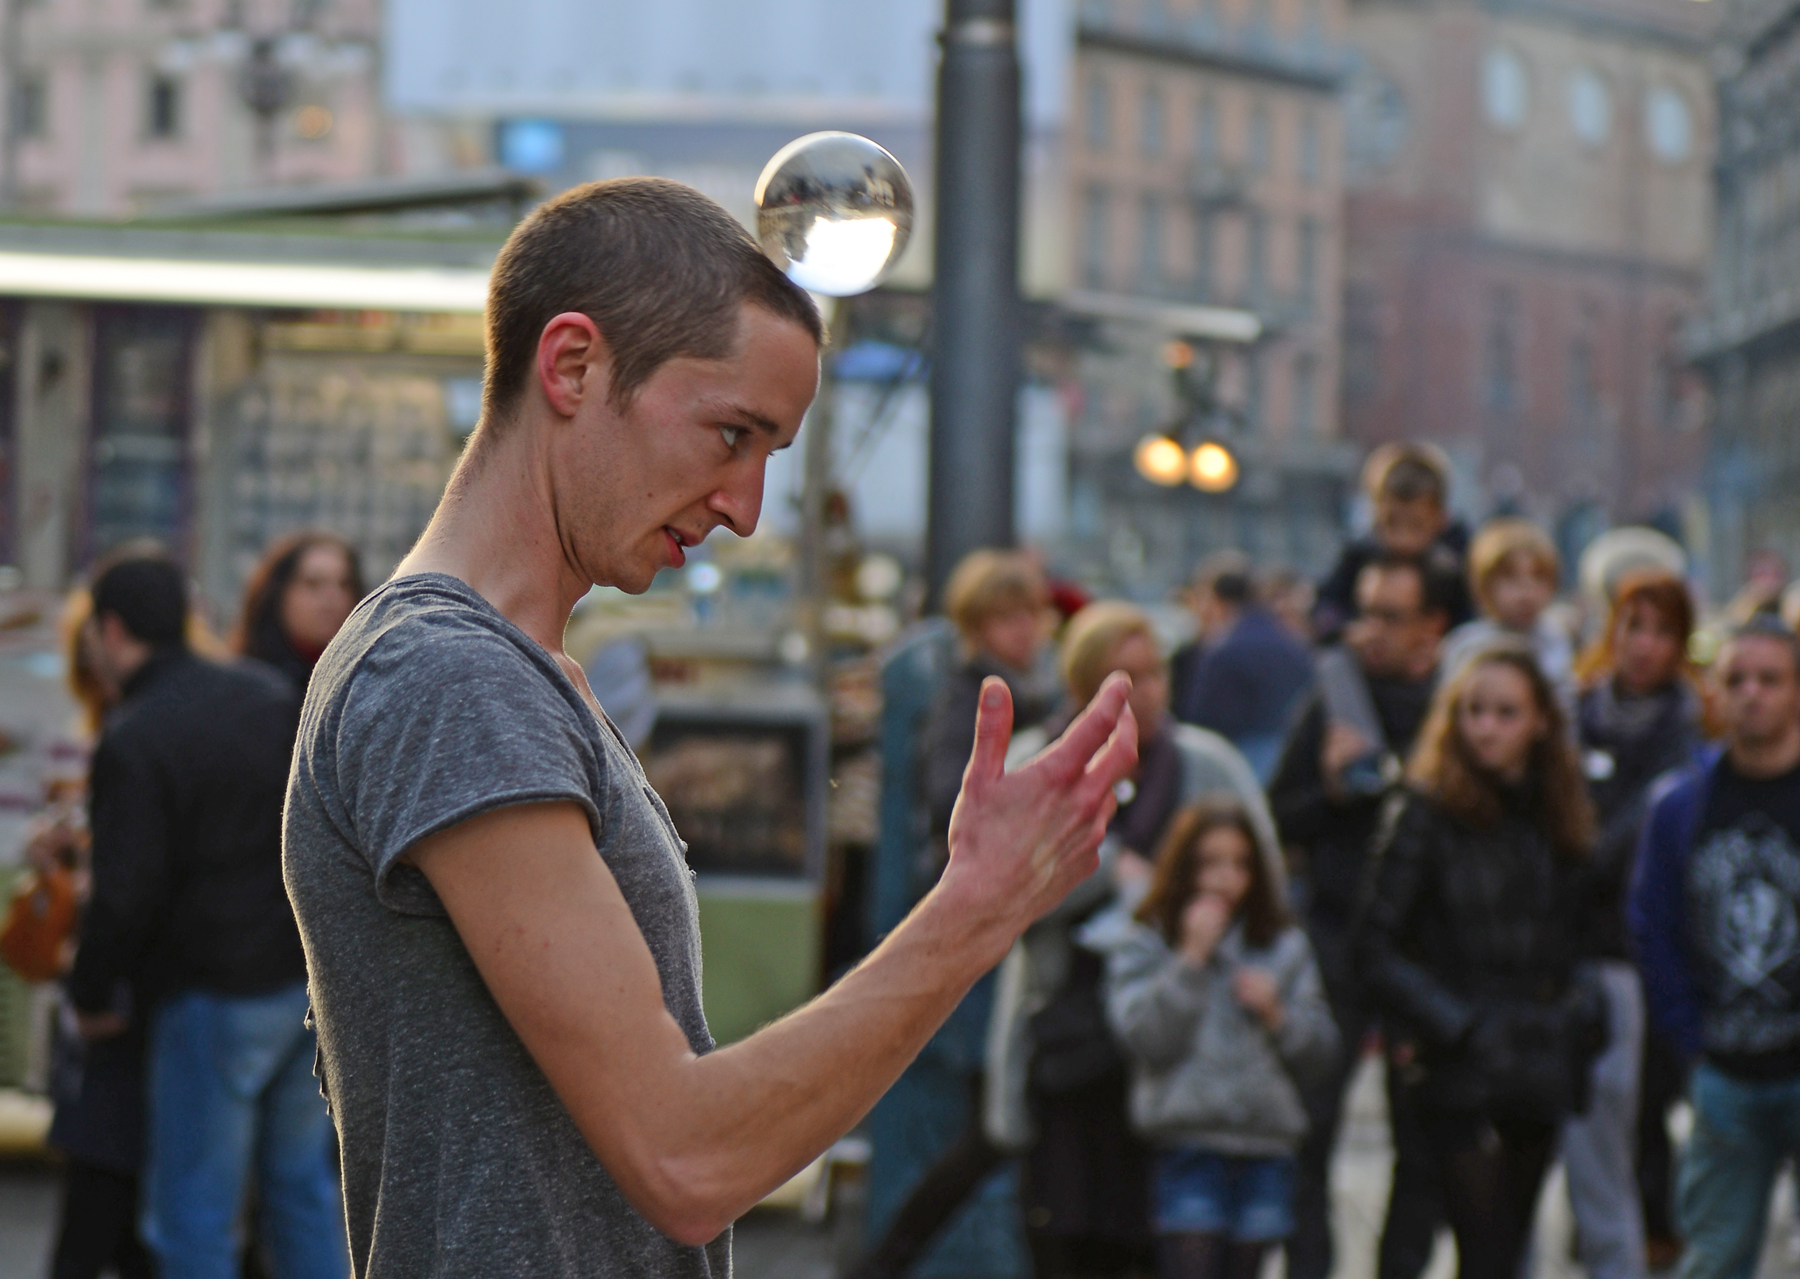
[332,625,602,916]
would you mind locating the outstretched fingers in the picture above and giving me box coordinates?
[961,677,1015,797]
[1037,672,1133,783]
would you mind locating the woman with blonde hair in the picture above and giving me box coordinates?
[1358,643,1605,1279]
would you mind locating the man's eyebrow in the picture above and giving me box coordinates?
[717,403,793,448]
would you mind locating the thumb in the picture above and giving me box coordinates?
[962,677,1015,794]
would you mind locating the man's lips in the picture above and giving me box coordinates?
[664,527,689,568]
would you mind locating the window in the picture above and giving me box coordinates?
[1293,353,1318,435]
[1139,194,1165,285]
[1568,67,1611,147]
[14,74,45,139]
[1484,287,1519,413]
[1196,94,1219,166]
[1193,208,1215,301]
[1245,210,1268,301]
[1247,102,1272,173]
[1299,110,1320,184]
[1083,184,1110,288]
[1245,350,1264,427]
[1140,84,1164,158]
[1482,48,1529,132]
[1646,87,1692,164]
[1085,75,1110,151]
[1343,282,1381,402]
[147,75,180,139]
[1297,217,1319,307]
[1568,338,1598,426]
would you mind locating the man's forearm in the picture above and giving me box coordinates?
[653,876,1011,1236]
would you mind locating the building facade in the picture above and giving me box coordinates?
[1060,0,1356,589]
[3,0,387,216]
[1690,0,1800,594]
[1340,0,1715,552]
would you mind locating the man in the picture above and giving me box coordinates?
[1170,550,1315,779]
[1631,616,1800,1279]
[1270,550,1456,1279]
[282,177,1137,1278]
[72,550,344,1279]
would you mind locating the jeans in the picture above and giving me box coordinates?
[1153,1150,1296,1241]
[1561,961,1647,1279]
[1676,1062,1800,1279]
[143,984,346,1279]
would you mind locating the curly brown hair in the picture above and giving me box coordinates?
[1406,642,1594,860]
[1135,798,1291,950]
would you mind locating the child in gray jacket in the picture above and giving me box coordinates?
[1105,799,1339,1279]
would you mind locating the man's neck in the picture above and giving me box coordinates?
[395,427,593,656]
[1729,726,1800,781]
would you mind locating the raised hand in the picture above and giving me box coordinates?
[1179,893,1232,967]
[939,673,1138,944]
[1232,967,1285,1030]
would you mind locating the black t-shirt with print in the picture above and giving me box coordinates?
[1689,758,1800,1079]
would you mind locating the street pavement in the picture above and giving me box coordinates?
[4,1055,1798,1279]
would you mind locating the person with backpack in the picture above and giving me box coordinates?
[1106,801,1339,1279]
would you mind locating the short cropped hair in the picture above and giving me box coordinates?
[90,546,187,649]
[943,550,1047,645]
[1363,441,1451,507]
[1362,548,1463,621]
[1724,614,1800,679]
[1192,549,1252,606]
[1060,600,1158,704]
[1468,518,1559,611]
[480,178,823,430]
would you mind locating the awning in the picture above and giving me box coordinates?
[0,249,491,313]
[1061,289,1262,343]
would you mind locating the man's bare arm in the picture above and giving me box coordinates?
[412,674,1136,1246]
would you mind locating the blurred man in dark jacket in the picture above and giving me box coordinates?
[72,550,344,1279]
[1170,552,1314,780]
[1271,550,1456,1279]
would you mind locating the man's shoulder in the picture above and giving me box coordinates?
[316,575,557,710]
[110,653,294,739]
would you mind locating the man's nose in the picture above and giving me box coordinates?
[708,466,766,537]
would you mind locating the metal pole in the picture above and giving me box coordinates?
[925,0,1022,605]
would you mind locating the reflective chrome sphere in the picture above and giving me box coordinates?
[755,132,914,296]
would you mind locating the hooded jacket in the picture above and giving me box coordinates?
[1104,920,1339,1155]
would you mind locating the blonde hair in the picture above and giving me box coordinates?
[1468,518,1559,614]
[943,550,1047,645]
[1060,600,1157,704]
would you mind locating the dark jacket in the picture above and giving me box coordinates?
[1577,680,1703,959]
[1357,790,1604,1119]
[68,648,306,1016]
[1170,607,1314,752]
[1268,669,1436,935]
[1310,524,1473,643]
[920,654,1055,843]
[1626,751,1719,1062]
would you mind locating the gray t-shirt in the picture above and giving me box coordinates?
[283,573,727,1278]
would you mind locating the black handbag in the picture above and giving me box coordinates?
[1026,947,1127,1097]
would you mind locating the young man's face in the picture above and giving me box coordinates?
[1372,496,1446,557]
[559,303,819,593]
[1717,634,1800,751]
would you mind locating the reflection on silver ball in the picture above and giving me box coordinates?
[755,132,914,297]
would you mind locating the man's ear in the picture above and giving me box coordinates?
[535,312,612,419]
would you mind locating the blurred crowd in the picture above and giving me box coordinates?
[8,439,1800,1279]
[858,442,1800,1279]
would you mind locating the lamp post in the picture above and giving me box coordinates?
[925,0,1023,605]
